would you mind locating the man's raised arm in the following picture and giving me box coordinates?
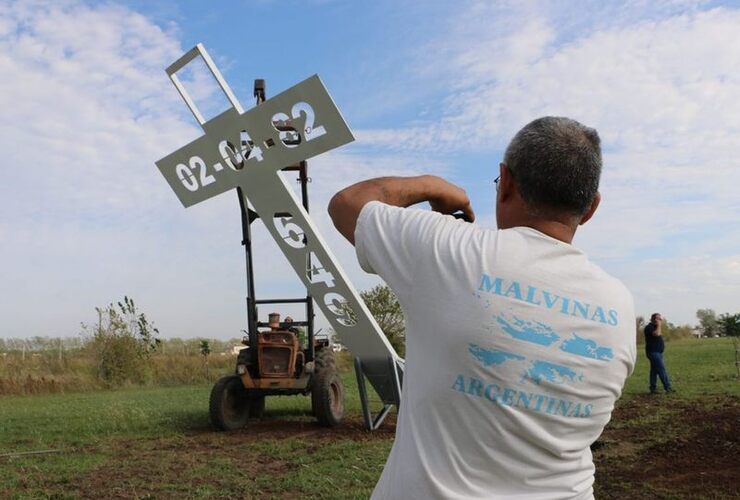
[328,175,475,245]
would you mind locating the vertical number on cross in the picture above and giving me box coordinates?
[325,292,357,327]
[274,216,306,248]
[306,252,335,288]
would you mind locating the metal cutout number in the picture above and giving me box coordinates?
[219,130,263,170]
[176,156,213,192]
[192,156,215,188]
[292,102,326,141]
[271,112,301,148]
[176,163,198,192]
[274,216,306,249]
[271,102,327,148]
[325,292,357,327]
[307,252,335,288]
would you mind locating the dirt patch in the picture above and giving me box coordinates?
[593,395,740,499]
[9,397,738,499]
[206,413,396,442]
[74,415,395,499]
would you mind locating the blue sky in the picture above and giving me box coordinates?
[1,0,739,340]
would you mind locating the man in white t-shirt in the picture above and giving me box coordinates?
[328,116,636,499]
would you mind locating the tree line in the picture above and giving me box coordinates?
[0,335,242,357]
[696,309,740,337]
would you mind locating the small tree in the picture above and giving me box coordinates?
[200,339,211,378]
[696,309,719,337]
[660,319,693,341]
[358,285,405,357]
[718,313,740,337]
[118,296,161,353]
[635,316,645,344]
[83,296,161,386]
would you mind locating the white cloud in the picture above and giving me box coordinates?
[354,2,740,324]
[0,0,452,340]
[2,0,737,338]
[617,253,740,325]
[0,0,249,338]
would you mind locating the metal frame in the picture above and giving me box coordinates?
[156,44,403,430]
[165,43,244,125]
[238,74,316,370]
[354,356,403,430]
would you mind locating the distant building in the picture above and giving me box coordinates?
[231,345,247,356]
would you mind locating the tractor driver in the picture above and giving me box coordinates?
[283,316,300,335]
[328,117,636,499]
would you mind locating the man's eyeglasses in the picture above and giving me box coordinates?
[494,176,500,193]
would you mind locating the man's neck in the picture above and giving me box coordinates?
[525,220,578,244]
[502,214,578,244]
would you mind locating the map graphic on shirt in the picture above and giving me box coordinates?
[560,333,614,361]
[495,313,561,346]
[526,360,584,385]
[468,343,585,386]
[468,344,525,366]
[478,308,592,385]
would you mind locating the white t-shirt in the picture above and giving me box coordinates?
[355,201,636,500]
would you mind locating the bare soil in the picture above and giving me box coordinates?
[593,394,740,499]
[53,395,740,499]
[75,416,397,499]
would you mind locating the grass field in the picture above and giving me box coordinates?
[0,338,738,499]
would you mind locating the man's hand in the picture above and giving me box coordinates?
[428,180,475,222]
[653,314,663,336]
[328,175,475,245]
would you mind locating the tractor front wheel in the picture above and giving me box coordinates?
[209,375,250,431]
[312,369,344,427]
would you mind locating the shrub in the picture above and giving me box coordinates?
[359,285,406,357]
[83,296,161,386]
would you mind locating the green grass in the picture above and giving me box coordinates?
[0,385,208,450]
[623,337,739,399]
[0,338,737,498]
[0,369,392,498]
[0,369,375,450]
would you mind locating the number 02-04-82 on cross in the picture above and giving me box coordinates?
[155,75,354,208]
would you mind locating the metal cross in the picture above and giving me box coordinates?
[156,44,402,411]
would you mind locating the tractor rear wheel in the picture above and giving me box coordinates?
[312,368,344,427]
[314,348,336,370]
[209,375,250,431]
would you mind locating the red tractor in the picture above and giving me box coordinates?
[209,311,343,430]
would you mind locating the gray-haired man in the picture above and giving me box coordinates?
[329,117,636,499]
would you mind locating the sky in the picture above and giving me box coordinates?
[1,0,739,340]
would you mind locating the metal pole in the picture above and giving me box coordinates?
[299,161,316,363]
[239,78,268,366]
[238,187,259,361]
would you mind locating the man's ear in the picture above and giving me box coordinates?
[579,192,601,226]
[499,163,515,202]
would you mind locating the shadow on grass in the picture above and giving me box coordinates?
[162,407,397,442]
[161,406,333,434]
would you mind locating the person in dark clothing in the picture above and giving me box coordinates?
[644,313,673,393]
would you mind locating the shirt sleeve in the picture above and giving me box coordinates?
[354,201,480,300]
